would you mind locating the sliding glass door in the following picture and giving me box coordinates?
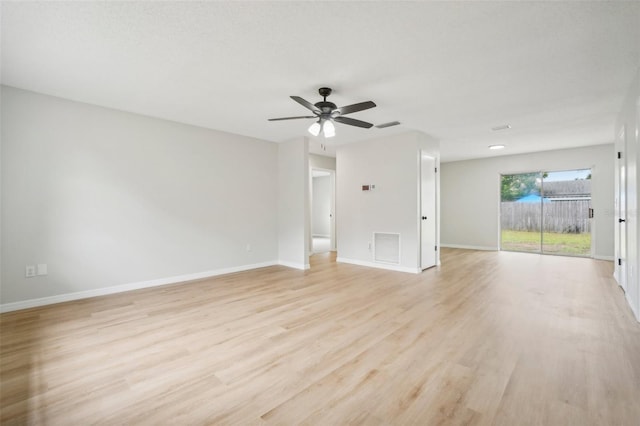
[500,169,592,257]
[541,170,592,256]
[500,172,543,253]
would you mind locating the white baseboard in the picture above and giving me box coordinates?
[440,244,498,251]
[278,260,310,270]
[626,293,640,323]
[0,261,278,313]
[336,257,421,274]
[593,255,614,261]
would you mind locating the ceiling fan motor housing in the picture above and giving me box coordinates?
[315,101,337,115]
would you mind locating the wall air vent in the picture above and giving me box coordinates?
[374,232,400,264]
[375,121,401,129]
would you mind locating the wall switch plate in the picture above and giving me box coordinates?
[25,265,36,278]
[37,264,48,276]
[246,244,252,252]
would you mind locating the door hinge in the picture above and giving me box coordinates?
[435,167,438,173]
[618,258,622,266]
[435,245,438,251]
[618,151,622,159]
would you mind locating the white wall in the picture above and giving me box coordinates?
[1,86,279,308]
[440,144,615,260]
[312,175,331,237]
[309,154,336,171]
[277,137,310,269]
[336,131,439,273]
[615,69,639,322]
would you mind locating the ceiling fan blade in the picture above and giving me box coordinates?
[334,116,374,129]
[268,116,316,121]
[290,96,321,113]
[336,101,376,115]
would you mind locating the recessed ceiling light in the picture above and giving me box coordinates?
[491,124,511,131]
[488,144,506,150]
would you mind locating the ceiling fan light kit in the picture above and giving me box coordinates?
[310,119,336,138]
[322,119,336,137]
[308,121,322,137]
[269,87,377,138]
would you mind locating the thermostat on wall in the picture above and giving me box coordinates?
[362,184,376,191]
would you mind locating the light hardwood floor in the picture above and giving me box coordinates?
[1,249,639,425]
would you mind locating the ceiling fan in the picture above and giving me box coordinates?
[268,87,376,138]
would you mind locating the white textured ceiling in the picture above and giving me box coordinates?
[2,1,639,162]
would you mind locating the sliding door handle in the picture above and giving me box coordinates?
[619,218,626,223]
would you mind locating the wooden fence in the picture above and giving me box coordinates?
[500,200,591,233]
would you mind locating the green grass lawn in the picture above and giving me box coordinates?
[501,230,591,256]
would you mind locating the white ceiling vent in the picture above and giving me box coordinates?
[491,124,511,131]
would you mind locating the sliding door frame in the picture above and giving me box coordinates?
[499,167,593,258]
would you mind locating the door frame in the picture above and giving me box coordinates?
[499,168,594,257]
[310,167,336,253]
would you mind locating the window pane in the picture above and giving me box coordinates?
[500,172,542,253]
[541,169,592,256]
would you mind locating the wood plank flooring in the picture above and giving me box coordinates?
[1,249,639,425]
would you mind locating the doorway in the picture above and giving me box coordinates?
[311,168,335,253]
[500,168,593,257]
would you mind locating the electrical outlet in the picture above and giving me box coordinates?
[37,264,48,276]
[368,242,372,251]
[246,243,252,252]
[25,265,36,278]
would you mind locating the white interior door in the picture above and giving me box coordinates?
[421,153,437,269]
[618,127,627,293]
